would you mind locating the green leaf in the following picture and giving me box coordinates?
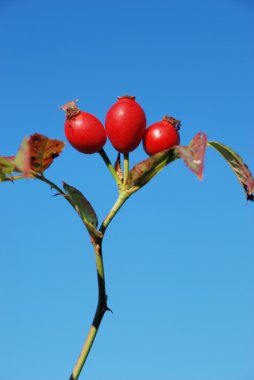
[0,156,15,174]
[176,132,207,180]
[208,141,254,201]
[63,182,101,239]
[29,133,65,174]
[14,137,30,176]
[0,156,15,181]
[126,148,179,193]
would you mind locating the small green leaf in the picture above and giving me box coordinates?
[208,141,254,201]
[14,137,30,176]
[0,156,15,174]
[63,182,101,238]
[176,132,207,180]
[126,148,179,193]
[0,156,15,181]
[29,133,65,174]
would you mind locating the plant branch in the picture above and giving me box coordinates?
[34,171,130,379]
[69,190,131,379]
[33,173,76,210]
[32,173,64,194]
[99,191,129,234]
[69,241,108,380]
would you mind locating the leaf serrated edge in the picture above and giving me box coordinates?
[63,182,101,239]
[126,148,179,193]
[208,141,254,200]
[175,132,208,180]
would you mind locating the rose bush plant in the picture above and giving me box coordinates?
[1,95,253,379]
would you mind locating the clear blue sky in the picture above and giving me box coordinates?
[0,0,253,379]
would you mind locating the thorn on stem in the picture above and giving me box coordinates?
[105,306,113,314]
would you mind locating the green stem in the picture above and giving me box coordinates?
[123,153,129,187]
[69,191,130,379]
[33,173,64,194]
[69,324,101,380]
[33,173,76,210]
[30,171,129,379]
[34,174,109,378]
[99,191,129,234]
[70,242,107,380]
[99,149,122,190]
[3,174,27,182]
[8,169,131,379]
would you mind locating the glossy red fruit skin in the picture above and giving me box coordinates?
[64,112,106,154]
[105,96,146,153]
[62,100,107,154]
[143,117,180,156]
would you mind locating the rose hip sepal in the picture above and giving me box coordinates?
[105,95,146,153]
[143,116,180,156]
[61,99,107,154]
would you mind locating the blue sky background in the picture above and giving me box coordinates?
[0,0,253,379]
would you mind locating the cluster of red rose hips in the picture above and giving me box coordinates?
[61,95,180,156]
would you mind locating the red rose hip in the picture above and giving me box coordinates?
[61,100,106,154]
[105,95,146,153]
[143,116,181,156]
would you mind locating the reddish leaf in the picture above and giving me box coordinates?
[29,133,65,174]
[0,134,64,182]
[208,141,254,201]
[0,156,15,166]
[176,132,207,180]
[14,137,30,177]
